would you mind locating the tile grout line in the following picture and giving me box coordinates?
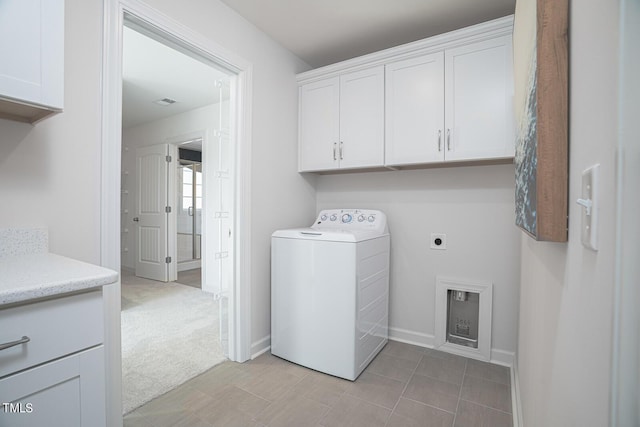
[456,398,513,415]
[382,348,427,427]
[400,396,456,416]
[462,369,513,414]
[246,361,311,423]
[317,377,349,427]
[464,365,511,386]
[451,358,468,427]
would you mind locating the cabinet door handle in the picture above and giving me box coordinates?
[0,336,30,351]
[333,142,337,160]
[447,129,451,151]
[339,141,344,160]
[438,130,442,151]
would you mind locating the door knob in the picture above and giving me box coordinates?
[133,217,139,222]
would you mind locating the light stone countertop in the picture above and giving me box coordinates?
[0,253,118,306]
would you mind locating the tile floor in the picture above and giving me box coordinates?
[124,341,512,427]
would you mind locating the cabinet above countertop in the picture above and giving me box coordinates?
[0,0,65,124]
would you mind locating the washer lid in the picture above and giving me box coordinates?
[272,228,384,243]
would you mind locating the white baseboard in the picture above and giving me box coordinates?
[251,335,270,359]
[490,348,515,367]
[177,260,201,272]
[389,326,514,367]
[511,356,524,427]
[388,327,435,348]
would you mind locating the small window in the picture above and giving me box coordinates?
[181,166,202,211]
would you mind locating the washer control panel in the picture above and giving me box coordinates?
[312,209,387,234]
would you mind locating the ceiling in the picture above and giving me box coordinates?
[219,0,516,68]
[122,26,230,129]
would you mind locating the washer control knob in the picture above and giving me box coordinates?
[341,214,353,223]
[367,215,375,223]
[320,214,328,221]
[358,215,365,222]
[330,214,337,221]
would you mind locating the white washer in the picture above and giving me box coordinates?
[271,209,390,380]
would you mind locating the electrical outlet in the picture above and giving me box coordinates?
[430,233,447,250]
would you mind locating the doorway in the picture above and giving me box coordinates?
[119,22,233,413]
[101,2,253,421]
[177,155,202,289]
[177,148,202,276]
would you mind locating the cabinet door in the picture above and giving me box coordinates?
[339,66,385,169]
[385,52,445,166]
[0,0,64,109]
[298,77,340,172]
[0,346,106,427]
[444,35,514,161]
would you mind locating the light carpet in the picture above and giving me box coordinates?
[121,272,226,414]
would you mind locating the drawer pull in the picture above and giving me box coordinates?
[0,336,30,351]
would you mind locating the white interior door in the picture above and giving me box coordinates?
[135,144,171,282]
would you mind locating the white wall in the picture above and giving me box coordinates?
[316,164,521,363]
[121,103,219,270]
[0,0,103,263]
[516,3,619,426]
[138,0,317,351]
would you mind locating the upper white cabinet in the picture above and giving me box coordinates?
[385,52,445,165]
[0,0,64,123]
[299,66,384,172]
[444,36,514,162]
[298,77,339,171]
[297,16,515,173]
[386,35,514,166]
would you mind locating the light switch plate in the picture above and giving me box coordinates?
[579,164,599,251]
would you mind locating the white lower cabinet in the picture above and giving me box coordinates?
[0,346,105,427]
[0,291,106,427]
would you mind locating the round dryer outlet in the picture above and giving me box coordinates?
[430,233,447,250]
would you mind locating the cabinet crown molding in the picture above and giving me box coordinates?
[297,15,514,85]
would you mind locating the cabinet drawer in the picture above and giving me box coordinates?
[0,291,103,378]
